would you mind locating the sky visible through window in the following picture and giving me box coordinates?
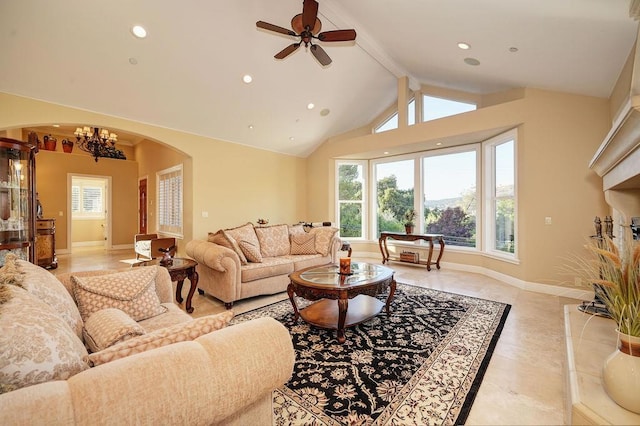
[379,142,513,201]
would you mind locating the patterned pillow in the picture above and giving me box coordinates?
[288,223,306,236]
[72,266,167,323]
[208,229,247,264]
[239,240,263,263]
[16,259,84,339]
[255,224,290,257]
[83,308,146,353]
[220,231,248,264]
[0,286,89,394]
[290,233,317,255]
[223,223,261,259]
[309,227,339,256]
[88,310,235,367]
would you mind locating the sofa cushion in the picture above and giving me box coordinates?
[239,240,263,263]
[241,257,294,282]
[223,223,261,265]
[290,233,317,255]
[284,254,331,271]
[288,223,306,236]
[87,310,234,367]
[83,308,146,353]
[15,259,84,339]
[0,285,89,394]
[255,224,290,257]
[72,266,167,322]
[309,227,339,256]
[138,303,193,333]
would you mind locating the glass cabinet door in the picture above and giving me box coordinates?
[0,138,37,265]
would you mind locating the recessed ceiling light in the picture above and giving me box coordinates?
[129,57,138,65]
[307,103,315,110]
[242,74,253,84]
[289,137,295,141]
[384,151,390,155]
[457,42,470,50]
[52,124,60,128]
[436,142,443,146]
[509,47,519,53]
[320,108,330,117]
[464,57,480,66]
[131,25,147,39]
[248,125,254,129]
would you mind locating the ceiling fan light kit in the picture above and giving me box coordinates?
[256,0,356,66]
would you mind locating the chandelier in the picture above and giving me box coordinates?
[74,126,127,162]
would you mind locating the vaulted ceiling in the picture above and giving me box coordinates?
[0,1,637,157]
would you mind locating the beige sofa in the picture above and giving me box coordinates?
[186,222,341,308]
[0,256,295,425]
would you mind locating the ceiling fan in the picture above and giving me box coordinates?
[256,0,357,66]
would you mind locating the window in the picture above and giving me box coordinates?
[374,99,416,133]
[423,148,478,248]
[336,161,366,238]
[71,178,105,219]
[157,164,183,238]
[373,158,415,238]
[423,95,476,122]
[483,131,516,256]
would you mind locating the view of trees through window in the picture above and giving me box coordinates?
[423,150,477,247]
[337,163,364,238]
[375,160,414,236]
[493,140,515,253]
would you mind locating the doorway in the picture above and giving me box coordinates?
[67,174,112,252]
[139,177,148,234]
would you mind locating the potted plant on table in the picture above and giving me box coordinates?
[570,234,640,413]
[403,209,416,234]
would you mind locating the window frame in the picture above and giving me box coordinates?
[335,160,368,240]
[71,178,106,220]
[482,129,518,261]
[156,164,184,238]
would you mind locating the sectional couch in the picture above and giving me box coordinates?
[186,222,341,308]
[0,255,295,425]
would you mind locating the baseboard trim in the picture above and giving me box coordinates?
[358,250,594,301]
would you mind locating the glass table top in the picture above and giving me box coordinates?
[298,262,392,287]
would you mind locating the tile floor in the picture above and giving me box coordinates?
[54,247,582,425]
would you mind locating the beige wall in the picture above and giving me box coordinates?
[0,93,308,254]
[34,150,138,251]
[307,88,610,285]
[134,139,193,254]
[72,219,104,243]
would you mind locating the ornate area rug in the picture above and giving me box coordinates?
[231,283,510,425]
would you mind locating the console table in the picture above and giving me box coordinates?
[378,232,445,271]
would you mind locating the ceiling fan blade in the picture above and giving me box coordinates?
[256,21,296,36]
[317,29,357,42]
[302,0,319,30]
[311,44,331,66]
[275,43,300,59]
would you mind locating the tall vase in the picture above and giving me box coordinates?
[602,330,640,414]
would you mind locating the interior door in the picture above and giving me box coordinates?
[139,178,147,234]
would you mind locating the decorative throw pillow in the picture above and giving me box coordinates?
[220,231,248,264]
[0,285,89,394]
[72,266,167,323]
[88,310,235,367]
[16,259,84,339]
[239,240,263,263]
[309,227,339,256]
[83,308,146,353]
[290,233,317,255]
[255,224,290,257]
[223,223,260,261]
[208,230,236,252]
[288,223,306,236]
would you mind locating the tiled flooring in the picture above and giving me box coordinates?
[55,247,580,425]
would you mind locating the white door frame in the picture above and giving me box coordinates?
[67,173,113,252]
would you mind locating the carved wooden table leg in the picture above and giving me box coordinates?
[287,283,300,322]
[175,280,184,304]
[435,236,445,269]
[385,279,396,315]
[426,238,434,271]
[185,267,198,314]
[337,297,349,344]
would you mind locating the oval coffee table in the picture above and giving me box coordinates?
[287,262,396,343]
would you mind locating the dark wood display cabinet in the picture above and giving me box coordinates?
[36,218,57,269]
[0,138,37,266]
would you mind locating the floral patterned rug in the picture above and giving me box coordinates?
[231,283,511,425]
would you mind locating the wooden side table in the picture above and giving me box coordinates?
[137,257,199,313]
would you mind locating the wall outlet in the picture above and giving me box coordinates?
[202,211,209,218]
[544,216,552,225]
